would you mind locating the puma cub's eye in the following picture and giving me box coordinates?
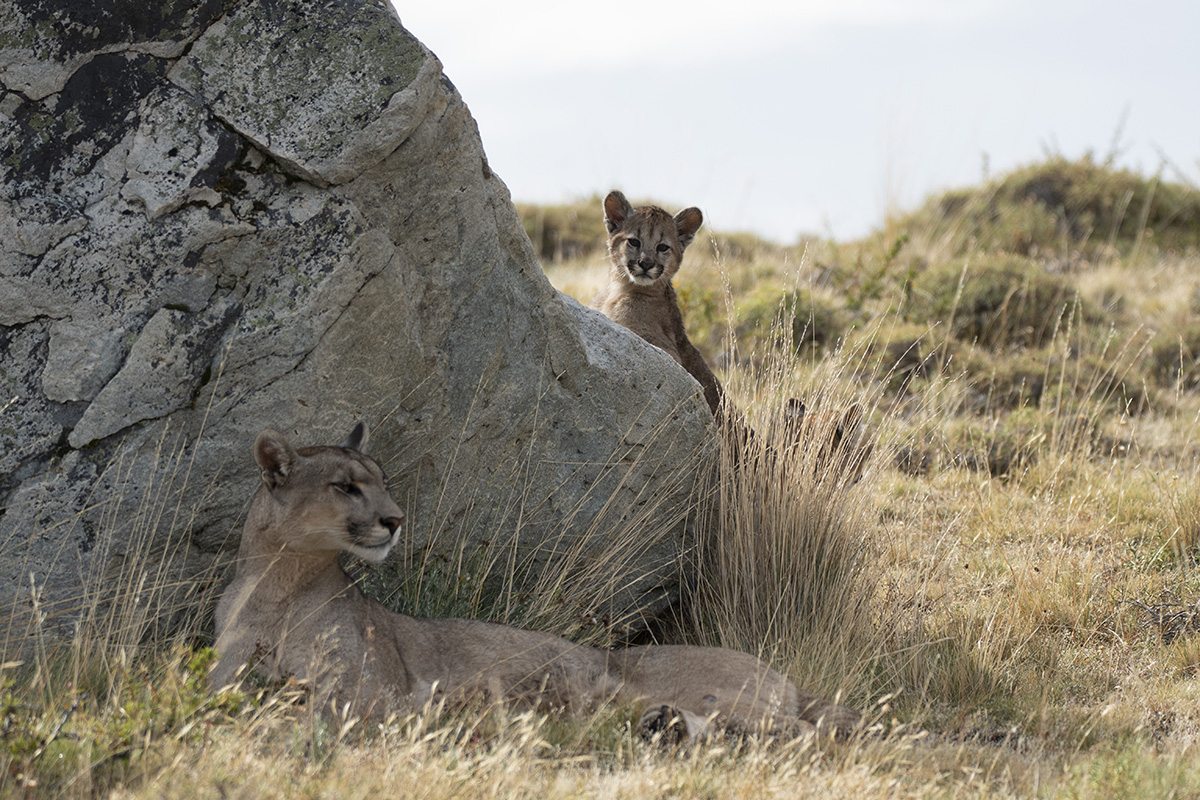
[626,237,641,249]
[656,243,670,253]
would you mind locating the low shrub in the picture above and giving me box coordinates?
[1148,323,1200,390]
[515,197,607,263]
[733,285,846,359]
[894,156,1200,260]
[909,254,1087,349]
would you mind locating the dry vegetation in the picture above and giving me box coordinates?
[6,155,1200,798]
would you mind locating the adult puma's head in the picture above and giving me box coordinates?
[249,422,405,563]
[603,190,703,286]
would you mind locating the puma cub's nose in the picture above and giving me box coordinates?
[381,515,403,534]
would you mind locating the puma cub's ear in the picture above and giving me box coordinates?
[674,206,703,249]
[603,190,635,234]
[254,429,298,490]
[340,420,369,454]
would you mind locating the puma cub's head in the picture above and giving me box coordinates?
[250,422,405,563]
[603,190,703,286]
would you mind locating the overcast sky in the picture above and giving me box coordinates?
[391,1,1200,243]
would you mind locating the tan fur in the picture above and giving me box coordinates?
[592,190,725,416]
[777,399,874,484]
[589,194,874,481]
[212,424,862,741]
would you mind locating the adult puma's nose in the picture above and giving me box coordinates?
[381,515,403,534]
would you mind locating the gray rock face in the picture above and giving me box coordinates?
[0,0,713,642]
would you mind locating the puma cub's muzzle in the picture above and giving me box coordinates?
[626,258,663,284]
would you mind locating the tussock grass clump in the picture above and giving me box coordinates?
[892,155,1200,260]
[1148,322,1200,391]
[363,400,711,646]
[688,398,880,704]
[908,254,1092,350]
[670,298,886,707]
[1169,480,1200,566]
[732,284,847,361]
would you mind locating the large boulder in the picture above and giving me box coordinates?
[0,0,713,643]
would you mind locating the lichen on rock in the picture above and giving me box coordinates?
[0,0,713,644]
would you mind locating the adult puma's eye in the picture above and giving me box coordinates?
[334,482,361,496]
[656,243,670,253]
[627,237,641,249]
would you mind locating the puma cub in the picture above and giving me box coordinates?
[590,192,874,477]
[778,399,874,485]
[212,423,861,741]
[592,190,725,416]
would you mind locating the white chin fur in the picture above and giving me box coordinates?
[345,527,401,562]
[629,273,659,286]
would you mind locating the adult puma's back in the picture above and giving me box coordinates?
[212,424,861,740]
[592,190,724,415]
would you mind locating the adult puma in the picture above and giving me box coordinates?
[212,423,861,741]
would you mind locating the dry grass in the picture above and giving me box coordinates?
[6,159,1200,797]
[362,394,713,644]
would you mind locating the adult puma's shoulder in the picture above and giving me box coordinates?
[212,424,862,740]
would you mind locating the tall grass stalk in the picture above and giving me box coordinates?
[678,256,887,706]
[368,379,713,646]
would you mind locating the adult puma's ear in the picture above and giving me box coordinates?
[604,190,635,234]
[841,404,863,430]
[674,206,703,249]
[254,430,297,490]
[340,421,369,454]
[784,397,806,421]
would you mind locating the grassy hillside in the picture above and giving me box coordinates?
[541,155,1200,793]
[6,156,1200,798]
